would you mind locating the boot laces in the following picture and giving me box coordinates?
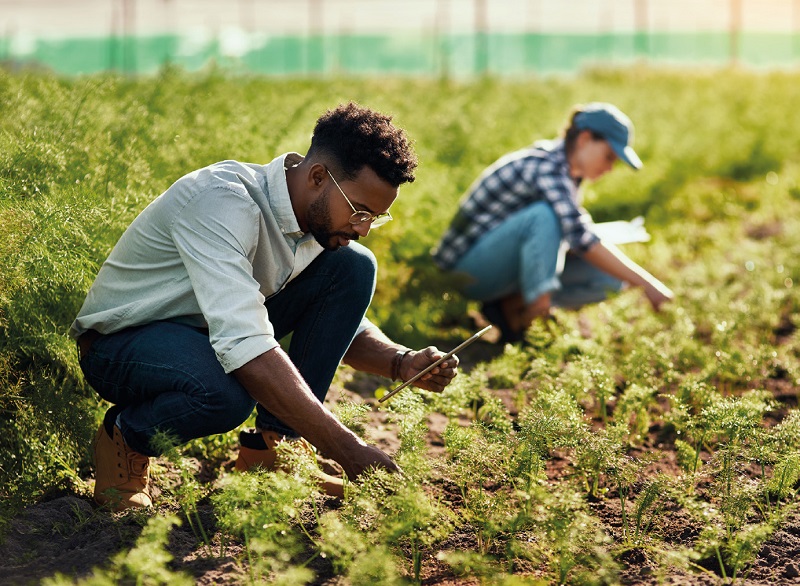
[127,451,150,479]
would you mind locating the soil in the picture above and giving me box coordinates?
[2,341,800,585]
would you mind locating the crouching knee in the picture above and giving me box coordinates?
[202,387,257,436]
[332,242,377,305]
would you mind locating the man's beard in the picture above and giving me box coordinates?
[307,189,359,251]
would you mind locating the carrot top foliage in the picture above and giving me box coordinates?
[3,65,800,583]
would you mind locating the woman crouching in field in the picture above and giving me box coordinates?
[432,102,674,344]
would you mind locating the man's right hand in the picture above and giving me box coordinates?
[336,441,400,480]
[235,348,401,484]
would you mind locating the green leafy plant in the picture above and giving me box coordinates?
[766,452,800,506]
[572,425,627,500]
[338,468,453,583]
[629,474,670,544]
[523,482,619,585]
[332,400,372,439]
[615,383,658,446]
[150,430,211,547]
[211,460,317,583]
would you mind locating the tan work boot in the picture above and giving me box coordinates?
[235,429,345,498]
[93,423,152,511]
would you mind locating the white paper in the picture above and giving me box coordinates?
[592,216,650,245]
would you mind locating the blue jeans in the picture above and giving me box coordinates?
[453,201,622,308]
[78,243,377,456]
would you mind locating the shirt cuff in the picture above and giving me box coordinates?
[216,334,281,374]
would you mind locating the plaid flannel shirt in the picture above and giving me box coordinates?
[432,138,600,270]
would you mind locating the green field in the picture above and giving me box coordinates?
[3,66,800,584]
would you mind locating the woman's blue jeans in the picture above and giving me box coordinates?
[78,243,377,456]
[453,201,622,308]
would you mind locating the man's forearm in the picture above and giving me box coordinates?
[343,327,408,379]
[233,347,363,462]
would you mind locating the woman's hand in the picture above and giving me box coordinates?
[643,281,674,311]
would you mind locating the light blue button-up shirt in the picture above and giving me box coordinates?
[70,153,373,373]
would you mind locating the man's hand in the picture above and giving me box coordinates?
[399,346,459,393]
[337,441,401,480]
[235,348,401,484]
[343,328,460,393]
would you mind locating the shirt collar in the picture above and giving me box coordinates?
[536,137,567,167]
[538,138,580,187]
[265,152,304,236]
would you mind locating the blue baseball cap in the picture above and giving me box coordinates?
[573,103,642,170]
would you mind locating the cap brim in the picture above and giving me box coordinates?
[617,144,642,170]
[608,140,642,170]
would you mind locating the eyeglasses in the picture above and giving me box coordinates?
[327,169,393,228]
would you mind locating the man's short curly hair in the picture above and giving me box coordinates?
[307,102,417,187]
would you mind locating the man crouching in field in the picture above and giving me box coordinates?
[70,103,459,511]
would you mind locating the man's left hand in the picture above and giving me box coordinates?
[399,346,459,393]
